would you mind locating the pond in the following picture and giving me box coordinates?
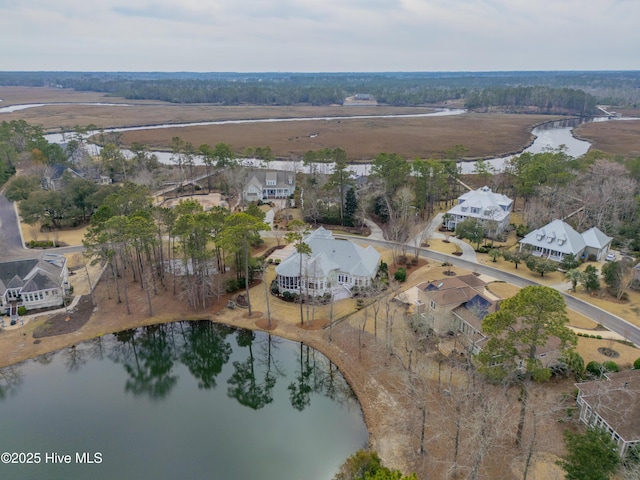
[0,322,367,480]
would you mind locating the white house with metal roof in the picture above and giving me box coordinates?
[444,186,513,237]
[519,219,613,262]
[275,227,380,298]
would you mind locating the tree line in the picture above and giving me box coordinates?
[3,70,638,107]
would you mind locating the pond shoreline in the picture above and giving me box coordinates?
[0,281,418,476]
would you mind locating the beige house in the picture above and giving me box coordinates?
[397,275,500,354]
[576,370,640,457]
[400,275,564,362]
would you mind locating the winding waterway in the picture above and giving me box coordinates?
[0,322,367,480]
[24,102,637,174]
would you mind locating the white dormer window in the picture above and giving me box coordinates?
[266,179,276,186]
[461,206,468,212]
[557,239,565,246]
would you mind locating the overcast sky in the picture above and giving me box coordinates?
[1,0,638,72]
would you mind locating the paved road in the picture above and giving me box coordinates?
[343,235,640,347]
[3,186,639,347]
[0,192,86,259]
[0,192,27,257]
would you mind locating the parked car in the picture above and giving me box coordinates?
[605,253,616,261]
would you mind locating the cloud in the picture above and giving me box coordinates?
[0,0,638,71]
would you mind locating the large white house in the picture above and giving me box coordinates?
[0,253,70,318]
[519,219,613,262]
[444,186,513,237]
[275,227,380,299]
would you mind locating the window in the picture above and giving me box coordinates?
[471,207,480,214]
[430,299,436,310]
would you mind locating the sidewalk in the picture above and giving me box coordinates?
[2,295,82,330]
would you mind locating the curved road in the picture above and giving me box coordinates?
[344,235,640,348]
[3,187,639,347]
[0,192,84,258]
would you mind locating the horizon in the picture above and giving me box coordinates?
[2,69,640,75]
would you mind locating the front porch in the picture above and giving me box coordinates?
[530,249,564,262]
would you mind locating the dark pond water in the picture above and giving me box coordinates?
[0,322,367,480]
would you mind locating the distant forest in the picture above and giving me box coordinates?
[1,71,640,114]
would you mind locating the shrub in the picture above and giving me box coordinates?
[282,291,299,303]
[394,267,407,282]
[586,361,604,377]
[17,306,27,316]
[378,261,388,274]
[634,357,640,370]
[516,224,530,238]
[603,361,619,373]
[225,279,239,292]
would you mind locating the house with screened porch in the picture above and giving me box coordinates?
[275,227,380,300]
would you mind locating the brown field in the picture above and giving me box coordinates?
[575,118,640,158]
[119,112,552,162]
[1,86,560,162]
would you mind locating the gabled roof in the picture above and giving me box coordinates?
[582,226,613,249]
[0,255,66,295]
[419,275,491,308]
[245,169,295,190]
[447,186,512,222]
[275,227,380,279]
[21,272,59,292]
[520,219,586,255]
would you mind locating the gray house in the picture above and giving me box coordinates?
[242,170,295,203]
[0,253,70,319]
[576,370,640,457]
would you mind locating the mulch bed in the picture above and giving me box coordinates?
[32,295,94,338]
